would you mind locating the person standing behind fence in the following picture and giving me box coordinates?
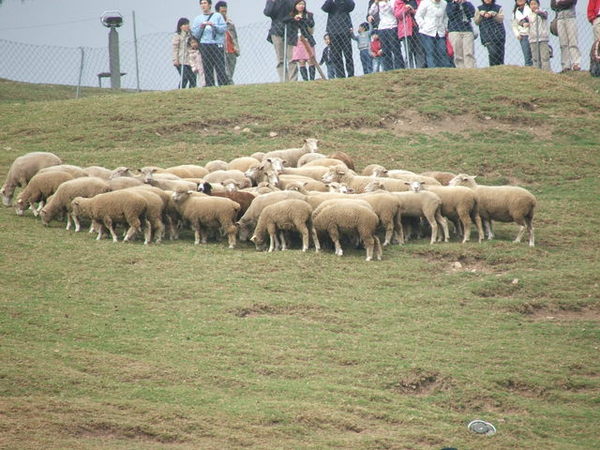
[551,0,582,71]
[528,0,552,70]
[285,0,318,81]
[416,0,452,68]
[370,31,385,70]
[322,0,356,78]
[351,22,374,74]
[264,0,298,81]
[512,0,533,66]
[172,18,196,88]
[395,0,427,68]
[589,0,600,39]
[475,0,505,66]
[189,37,206,87]
[216,1,240,84]
[320,33,337,78]
[368,1,406,70]
[192,0,229,87]
[446,0,477,68]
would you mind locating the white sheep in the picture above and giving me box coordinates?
[123,186,166,243]
[302,158,349,169]
[83,166,113,179]
[71,190,151,243]
[420,171,457,186]
[327,151,356,171]
[38,164,88,179]
[297,152,326,167]
[165,165,209,179]
[321,166,403,193]
[362,164,415,177]
[250,199,314,252]
[1,152,62,206]
[15,170,75,216]
[311,199,382,261]
[204,160,229,173]
[237,190,307,241]
[261,138,319,168]
[203,170,251,189]
[171,189,240,248]
[448,174,537,246]
[228,157,261,173]
[39,177,111,230]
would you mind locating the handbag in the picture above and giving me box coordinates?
[550,15,558,36]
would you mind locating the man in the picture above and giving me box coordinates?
[215,1,240,85]
[264,0,298,82]
[588,0,600,40]
[192,0,229,87]
[551,0,582,71]
[322,0,355,78]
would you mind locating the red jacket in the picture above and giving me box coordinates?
[370,38,383,57]
[394,0,421,39]
[588,0,600,23]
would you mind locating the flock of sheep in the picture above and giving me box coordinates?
[1,139,537,261]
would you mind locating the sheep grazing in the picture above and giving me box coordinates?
[262,138,319,168]
[327,151,355,171]
[123,186,166,243]
[165,164,209,179]
[204,160,229,173]
[83,166,113,179]
[203,170,251,189]
[198,182,255,220]
[236,190,307,241]
[302,158,349,169]
[311,199,382,261]
[297,152,326,167]
[1,151,62,206]
[171,189,240,248]
[15,170,75,216]
[228,157,260,173]
[420,171,457,186]
[250,199,314,252]
[39,177,111,230]
[362,164,414,177]
[71,190,151,243]
[449,174,537,246]
[38,164,87,179]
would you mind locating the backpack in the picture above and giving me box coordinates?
[591,39,600,78]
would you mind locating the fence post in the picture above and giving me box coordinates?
[283,25,288,82]
[132,11,141,92]
[76,47,84,99]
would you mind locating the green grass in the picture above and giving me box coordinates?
[1,68,599,448]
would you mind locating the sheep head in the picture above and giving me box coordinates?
[172,189,193,203]
[304,138,319,153]
[322,166,347,184]
[197,182,212,194]
[109,166,132,179]
[364,180,386,193]
[0,185,11,207]
[448,174,477,188]
[14,197,26,216]
[406,181,425,193]
[372,167,389,178]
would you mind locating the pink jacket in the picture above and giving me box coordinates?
[394,0,420,38]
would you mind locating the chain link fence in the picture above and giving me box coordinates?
[0,6,595,94]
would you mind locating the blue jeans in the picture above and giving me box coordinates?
[419,33,451,68]
[359,49,373,74]
[519,35,532,66]
[326,63,336,79]
[372,57,382,72]
[378,28,405,70]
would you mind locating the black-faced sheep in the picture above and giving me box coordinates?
[1,151,62,206]
[448,174,537,246]
[39,177,111,230]
[311,199,382,261]
[261,138,319,168]
[250,199,314,252]
[15,170,75,216]
[171,189,240,248]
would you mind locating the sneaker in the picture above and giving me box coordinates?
[468,419,497,436]
[572,64,581,71]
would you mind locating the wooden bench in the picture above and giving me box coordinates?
[97,72,126,88]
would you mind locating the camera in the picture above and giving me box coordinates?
[101,11,123,28]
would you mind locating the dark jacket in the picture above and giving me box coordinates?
[447,1,476,32]
[283,12,317,47]
[264,0,295,40]
[477,3,505,45]
[322,0,356,35]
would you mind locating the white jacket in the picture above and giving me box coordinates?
[512,5,532,38]
[369,1,397,30]
[416,0,448,37]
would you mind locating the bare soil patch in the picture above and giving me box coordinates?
[385,368,452,396]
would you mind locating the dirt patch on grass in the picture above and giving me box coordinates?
[386,368,452,396]
[71,422,182,443]
[412,249,504,275]
[496,378,548,398]
[513,302,600,322]
[231,302,327,319]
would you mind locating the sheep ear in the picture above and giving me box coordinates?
[421,181,426,185]
[302,182,309,187]
[404,182,410,186]
[282,160,288,167]
[187,190,194,194]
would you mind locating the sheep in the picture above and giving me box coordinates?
[15,170,74,216]
[39,177,111,231]
[171,189,240,248]
[203,170,252,189]
[165,165,209,178]
[311,200,382,261]
[275,174,329,192]
[107,176,144,190]
[302,158,349,169]
[71,190,150,243]
[123,186,166,243]
[228,157,260,172]
[250,151,265,161]
[237,190,307,241]
[262,138,319,168]
[1,151,62,206]
[327,151,355,171]
[146,176,198,192]
[83,166,113,179]
[448,174,537,246]
[322,166,409,193]
[365,180,448,245]
[362,164,416,177]
[204,160,229,172]
[243,182,280,195]
[297,152,326,167]
[250,199,314,252]
[38,164,88,179]
[420,171,457,186]
[198,182,255,220]
[281,165,335,181]
[138,167,181,182]
[367,165,441,186]
[354,192,403,246]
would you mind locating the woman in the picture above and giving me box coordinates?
[415,0,451,68]
[172,17,196,88]
[446,0,477,68]
[286,0,317,80]
[512,0,533,66]
[474,0,506,66]
[395,0,426,68]
[368,0,405,70]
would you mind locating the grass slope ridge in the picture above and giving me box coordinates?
[1,67,599,449]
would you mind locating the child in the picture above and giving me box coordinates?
[320,33,336,79]
[351,22,373,75]
[528,0,551,71]
[370,32,383,72]
[188,37,205,87]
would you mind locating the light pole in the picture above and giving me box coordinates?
[101,11,123,89]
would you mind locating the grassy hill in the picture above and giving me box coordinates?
[1,68,599,449]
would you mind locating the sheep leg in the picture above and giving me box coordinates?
[33,201,44,217]
[383,217,394,246]
[374,236,383,261]
[484,219,494,240]
[458,212,471,243]
[425,213,438,244]
[328,226,343,256]
[362,234,375,261]
[311,226,321,253]
[473,214,484,243]
[299,225,310,252]
[73,213,81,232]
[435,210,449,243]
[394,212,405,245]
[105,220,119,242]
[93,220,104,240]
[143,219,152,245]
[225,225,237,249]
